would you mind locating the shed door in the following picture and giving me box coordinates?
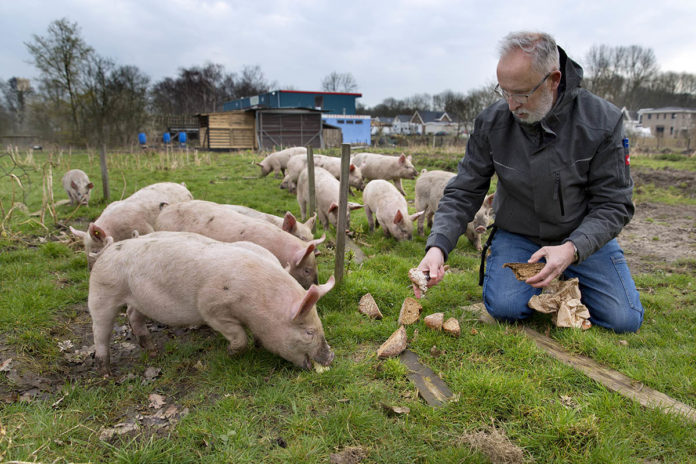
[258,113,322,149]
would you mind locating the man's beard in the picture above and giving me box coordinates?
[514,88,554,124]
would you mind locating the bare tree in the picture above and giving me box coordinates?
[233,65,275,98]
[583,44,658,109]
[25,18,93,141]
[321,72,358,93]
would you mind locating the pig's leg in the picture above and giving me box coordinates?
[365,205,375,232]
[299,197,307,221]
[393,179,406,196]
[89,297,120,375]
[126,305,156,355]
[417,210,425,236]
[204,317,249,355]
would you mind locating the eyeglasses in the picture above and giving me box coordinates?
[494,72,552,104]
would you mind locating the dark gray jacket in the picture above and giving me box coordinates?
[426,46,634,263]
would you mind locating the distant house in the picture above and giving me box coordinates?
[410,111,458,135]
[223,90,369,146]
[637,107,696,139]
[392,115,414,134]
[371,116,394,135]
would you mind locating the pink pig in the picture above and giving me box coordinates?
[88,231,335,374]
[62,169,94,206]
[155,200,325,289]
[362,179,424,241]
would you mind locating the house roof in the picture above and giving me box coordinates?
[393,114,411,122]
[638,107,696,114]
[411,110,452,124]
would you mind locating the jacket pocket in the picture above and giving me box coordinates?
[553,170,565,217]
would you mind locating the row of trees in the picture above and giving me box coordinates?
[0,18,326,147]
[2,17,696,147]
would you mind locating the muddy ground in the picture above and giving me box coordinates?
[619,167,696,273]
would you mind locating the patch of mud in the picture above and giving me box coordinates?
[618,202,696,274]
[632,168,696,198]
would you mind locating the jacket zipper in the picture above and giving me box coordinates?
[553,171,565,216]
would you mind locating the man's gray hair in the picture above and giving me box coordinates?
[499,31,560,75]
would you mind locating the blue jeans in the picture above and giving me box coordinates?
[482,229,644,333]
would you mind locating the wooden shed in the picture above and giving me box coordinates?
[197,111,256,150]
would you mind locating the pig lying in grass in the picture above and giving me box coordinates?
[256,146,307,178]
[88,231,335,374]
[69,182,193,267]
[155,200,325,289]
[415,169,495,250]
[224,205,316,242]
[62,169,94,206]
[362,179,424,241]
[296,166,363,230]
[351,152,418,196]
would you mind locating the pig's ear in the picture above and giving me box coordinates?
[295,243,316,267]
[311,233,326,247]
[349,163,356,172]
[328,202,338,213]
[348,202,363,211]
[69,226,88,239]
[393,209,404,224]
[70,180,78,190]
[409,210,425,222]
[292,275,335,321]
[304,213,316,230]
[483,193,495,208]
[88,223,108,243]
[399,153,406,163]
[87,182,94,189]
[282,211,297,232]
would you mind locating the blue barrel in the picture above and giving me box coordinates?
[178,132,187,144]
[138,132,147,145]
[162,132,171,143]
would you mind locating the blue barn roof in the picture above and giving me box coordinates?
[223,90,362,115]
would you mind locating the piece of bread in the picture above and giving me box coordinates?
[358,293,383,319]
[377,326,408,358]
[503,262,545,280]
[424,312,444,330]
[408,268,429,296]
[398,297,422,325]
[443,318,461,337]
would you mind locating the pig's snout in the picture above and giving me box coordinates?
[313,340,334,367]
[475,225,486,233]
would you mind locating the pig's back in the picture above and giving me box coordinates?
[90,232,294,325]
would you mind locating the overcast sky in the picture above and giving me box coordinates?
[2,0,696,107]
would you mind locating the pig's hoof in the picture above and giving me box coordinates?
[226,344,248,356]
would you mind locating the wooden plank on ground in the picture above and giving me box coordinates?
[463,303,696,423]
[399,349,453,407]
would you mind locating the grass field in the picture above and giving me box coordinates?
[0,145,695,463]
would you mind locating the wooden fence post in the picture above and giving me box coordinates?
[334,143,351,283]
[306,146,316,233]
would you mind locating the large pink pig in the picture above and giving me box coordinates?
[88,231,335,374]
[155,200,324,289]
